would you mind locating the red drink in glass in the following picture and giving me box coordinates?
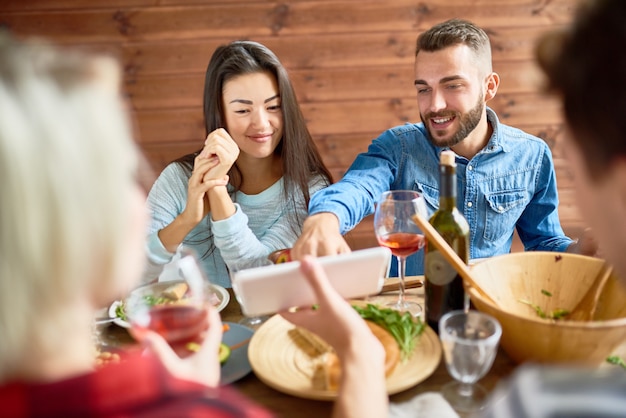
[378,232,426,258]
[132,304,208,357]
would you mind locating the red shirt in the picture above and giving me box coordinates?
[0,350,273,418]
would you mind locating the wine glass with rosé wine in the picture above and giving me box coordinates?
[125,248,214,358]
[374,190,428,317]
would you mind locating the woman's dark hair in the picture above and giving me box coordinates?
[175,41,332,257]
[536,0,626,180]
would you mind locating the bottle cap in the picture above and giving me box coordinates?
[440,150,456,167]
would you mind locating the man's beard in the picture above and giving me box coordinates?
[423,95,484,148]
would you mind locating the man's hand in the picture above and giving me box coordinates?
[291,213,351,260]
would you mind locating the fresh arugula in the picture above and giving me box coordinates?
[353,304,425,361]
[518,299,570,320]
[114,295,169,321]
[142,294,168,306]
[114,302,127,321]
[607,355,626,370]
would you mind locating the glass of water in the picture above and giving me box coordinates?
[439,309,502,414]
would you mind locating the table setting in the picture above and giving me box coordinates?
[97,274,515,417]
[96,234,626,417]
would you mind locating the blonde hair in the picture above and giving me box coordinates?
[0,33,140,380]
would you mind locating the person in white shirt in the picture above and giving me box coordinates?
[143,41,332,287]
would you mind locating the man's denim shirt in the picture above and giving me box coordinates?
[309,108,573,276]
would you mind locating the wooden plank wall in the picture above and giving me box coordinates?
[1,0,583,250]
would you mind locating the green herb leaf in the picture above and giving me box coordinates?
[607,355,626,369]
[551,308,571,320]
[352,304,425,361]
[518,299,569,320]
[541,289,553,297]
[114,302,127,321]
[518,299,548,319]
[143,295,168,306]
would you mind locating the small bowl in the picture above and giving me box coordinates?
[466,252,626,365]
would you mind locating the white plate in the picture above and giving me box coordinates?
[108,283,230,328]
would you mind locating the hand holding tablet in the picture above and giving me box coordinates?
[232,247,392,317]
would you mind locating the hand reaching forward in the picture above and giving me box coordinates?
[291,213,352,260]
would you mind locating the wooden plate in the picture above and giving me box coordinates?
[248,314,441,400]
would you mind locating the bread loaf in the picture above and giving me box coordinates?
[323,320,400,391]
[161,282,189,301]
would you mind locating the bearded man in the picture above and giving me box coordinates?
[292,18,595,276]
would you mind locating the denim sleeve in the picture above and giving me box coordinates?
[309,129,401,234]
[515,144,574,252]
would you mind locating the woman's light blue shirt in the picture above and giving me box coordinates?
[144,164,328,287]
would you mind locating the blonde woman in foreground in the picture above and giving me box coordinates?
[0,31,386,418]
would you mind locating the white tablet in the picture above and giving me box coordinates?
[232,247,392,317]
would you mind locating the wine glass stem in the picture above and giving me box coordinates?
[458,382,474,397]
[397,255,407,306]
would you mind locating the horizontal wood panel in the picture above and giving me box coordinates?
[124,74,204,110]
[291,61,547,101]
[2,0,575,43]
[2,0,583,245]
[139,123,570,180]
[124,60,544,110]
[114,27,561,78]
[1,0,577,12]
[132,92,562,145]
[1,0,344,12]
[3,30,564,78]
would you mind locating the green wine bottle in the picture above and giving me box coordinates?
[425,150,470,333]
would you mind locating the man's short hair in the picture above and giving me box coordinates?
[416,19,492,73]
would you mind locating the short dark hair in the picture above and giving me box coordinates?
[536,0,626,179]
[416,19,492,72]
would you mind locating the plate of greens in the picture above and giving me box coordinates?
[108,281,229,328]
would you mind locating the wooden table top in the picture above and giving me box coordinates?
[101,278,519,418]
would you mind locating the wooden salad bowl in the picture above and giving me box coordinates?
[466,252,626,365]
